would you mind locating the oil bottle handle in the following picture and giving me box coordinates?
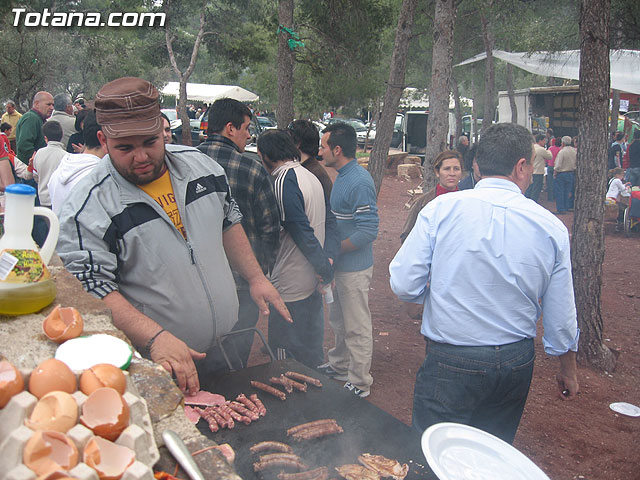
[34,207,60,265]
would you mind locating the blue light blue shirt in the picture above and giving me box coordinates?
[389,178,579,356]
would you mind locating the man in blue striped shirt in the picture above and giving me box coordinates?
[390,123,579,443]
[318,122,379,399]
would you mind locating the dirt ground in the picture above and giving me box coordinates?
[253,168,639,479]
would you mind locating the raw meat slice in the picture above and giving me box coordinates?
[184,390,226,407]
[184,405,201,424]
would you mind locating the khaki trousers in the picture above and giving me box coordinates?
[327,267,374,391]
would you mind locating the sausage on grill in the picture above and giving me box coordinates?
[291,423,343,441]
[287,419,338,436]
[251,381,287,401]
[284,371,322,388]
[249,393,267,416]
[249,441,294,455]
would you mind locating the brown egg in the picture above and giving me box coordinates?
[42,305,84,344]
[79,364,126,396]
[23,430,79,476]
[84,437,135,480]
[0,360,24,408]
[28,358,77,399]
[80,387,129,441]
[26,391,78,433]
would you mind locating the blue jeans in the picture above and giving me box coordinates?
[525,174,544,203]
[268,291,324,368]
[413,337,535,444]
[555,171,575,213]
[546,166,554,201]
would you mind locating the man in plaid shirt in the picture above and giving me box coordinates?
[198,98,280,366]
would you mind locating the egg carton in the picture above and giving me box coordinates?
[0,369,159,480]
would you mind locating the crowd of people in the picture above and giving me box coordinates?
[18,78,640,446]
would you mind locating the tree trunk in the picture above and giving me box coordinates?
[609,89,620,140]
[451,74,463,147]
[506,63,518,124]
[368,0,419,195]
[573,0,616,372]
[480,13,495,132]
[177,80,190,145]
[165,0,208,146]
[276,0,295,129]
[423,0,457,191]
[471,64,479,143]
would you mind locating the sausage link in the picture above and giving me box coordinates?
[287,419,338,436]
[270,376,294,393]
[251,380,287,401]
[284,371,323,387]
[249,441,294,455]
[249,393,267,416]
[229,401,260,421]
[236,393,259,413]
[291,423,343,441]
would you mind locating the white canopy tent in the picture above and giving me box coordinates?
[161,82,259,103]
[455,49,640,95]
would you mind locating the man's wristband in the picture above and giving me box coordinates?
[144,328,166,356]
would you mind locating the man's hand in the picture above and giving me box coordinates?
[249,275,292,324]
[72,142,84,153]
[150,331,206,395]
[223,223,292,323]
[556,350,579,400]
[556,371,579,400]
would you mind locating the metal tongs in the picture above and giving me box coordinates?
[162,430,205,480]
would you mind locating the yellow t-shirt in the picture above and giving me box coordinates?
[139,169,186,238]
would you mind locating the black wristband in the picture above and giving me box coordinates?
[144,328,165,356]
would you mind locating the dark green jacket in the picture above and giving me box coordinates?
[15,110,46,164]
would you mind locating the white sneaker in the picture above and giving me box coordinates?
[344,382,370,398]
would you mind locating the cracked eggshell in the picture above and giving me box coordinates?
[42,305,84,344]
[84,436,135,480]
[37,471,78,480]
[0,359,24,408]
[28,358,77,399]
[79,364,126,396]
[23,430,79,476]
[80,387,129,441]
[26,391,78,433]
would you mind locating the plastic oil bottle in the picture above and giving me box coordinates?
[0,184,60,315]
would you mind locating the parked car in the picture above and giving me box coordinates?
[325,118,373,147]
[257,116,277,129]
[161,108,201,146]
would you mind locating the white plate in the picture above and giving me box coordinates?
[55,334,133,371]
[609,402,640,417]
[422,423,550,480]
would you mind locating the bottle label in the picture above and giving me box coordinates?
[0,249,51,283]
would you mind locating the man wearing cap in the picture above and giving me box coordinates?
[57,77,291,395]
[553,136,577,214]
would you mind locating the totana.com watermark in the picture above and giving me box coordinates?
[12,8,166,27]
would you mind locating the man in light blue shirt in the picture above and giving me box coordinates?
[389,123,579,444]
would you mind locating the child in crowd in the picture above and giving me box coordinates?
[606,168,630,231]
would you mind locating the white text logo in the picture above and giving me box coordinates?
[12,8,166,28]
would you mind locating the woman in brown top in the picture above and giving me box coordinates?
[400,150,464,243]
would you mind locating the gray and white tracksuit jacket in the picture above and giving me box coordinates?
[57,144,242,353]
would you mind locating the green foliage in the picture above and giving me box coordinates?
[0,0,636,118]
